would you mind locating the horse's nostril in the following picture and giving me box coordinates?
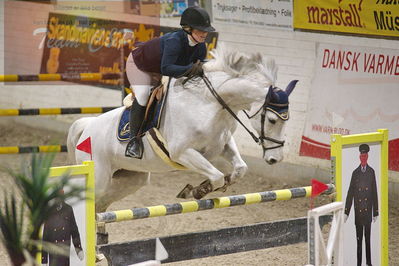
[269,158,277,164]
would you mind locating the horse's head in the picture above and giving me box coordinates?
[248,80,297,165]
[204,45,297,164]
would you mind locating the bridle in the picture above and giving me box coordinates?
[201,75,288,155]
[244,97,288,152]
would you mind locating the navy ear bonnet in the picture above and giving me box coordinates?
[267,88,289,120]
[266,80,297,120]
[270,89,289,112]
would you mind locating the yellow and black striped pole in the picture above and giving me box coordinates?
[96,184,335,223]
[0,73,121,82]
[0,107,117,116]
[0,145,67,154]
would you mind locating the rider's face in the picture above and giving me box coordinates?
[191,29,208,43]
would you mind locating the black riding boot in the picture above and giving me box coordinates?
[125,100,146,158]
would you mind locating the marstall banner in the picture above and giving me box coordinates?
[294,0,399,38]
[40,13,218,89]
[212,0,293,30]
[299,43,399,171]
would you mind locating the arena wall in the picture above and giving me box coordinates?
[1,1,398,198]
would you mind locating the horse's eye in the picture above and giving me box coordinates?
[268,118,276,124]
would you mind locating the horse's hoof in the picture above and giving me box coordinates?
[215,175,232,192]
[96,232,109,245]
[176,184,194,199]
[95,253,105,262]
[215,184,228,192]
[192,180,213,199]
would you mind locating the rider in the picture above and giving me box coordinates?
[125,6,215,158]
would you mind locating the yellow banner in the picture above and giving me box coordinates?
[294,0,399,37]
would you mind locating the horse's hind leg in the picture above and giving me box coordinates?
[96,170,150,245]
[97,170,150,211]
[67,117,92,164]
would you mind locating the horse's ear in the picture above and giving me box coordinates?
[285,80,298,96]
[229,52,250,75]
[233,54,245,67]
[251,52,262,63]
[266,85,274,100]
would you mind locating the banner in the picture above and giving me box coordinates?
[126,0,198,17]
[299,43,399,171]
[294,0,399,38]
[160,0,191,17]
[40,13,218,90]
[212,0,293,30]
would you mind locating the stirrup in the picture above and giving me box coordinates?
[125,137,143,159]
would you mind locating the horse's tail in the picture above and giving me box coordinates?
[67,117,92,164]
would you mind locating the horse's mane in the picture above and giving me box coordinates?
[204,44,278,85]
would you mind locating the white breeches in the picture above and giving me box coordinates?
[132,85,151,106]
[126,53,160,106]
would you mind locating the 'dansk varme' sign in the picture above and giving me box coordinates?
[300,43,399,171]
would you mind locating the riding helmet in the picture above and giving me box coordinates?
[180,6,215,32]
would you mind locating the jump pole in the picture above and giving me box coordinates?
[96,184,335,224]
[0,107,118,116]
[0,145,67,154]
[0,72,121,82]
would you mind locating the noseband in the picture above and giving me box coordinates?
[202,76,287,154]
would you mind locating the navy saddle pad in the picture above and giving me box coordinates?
[117,99,164,142]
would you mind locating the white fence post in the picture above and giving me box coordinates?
[307,202,344,266]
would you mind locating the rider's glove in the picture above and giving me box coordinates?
[182,60,204,79]
[189,60,204,77]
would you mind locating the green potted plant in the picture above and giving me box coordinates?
[0,153,85,265]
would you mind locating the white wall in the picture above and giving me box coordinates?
[1,1,398,193]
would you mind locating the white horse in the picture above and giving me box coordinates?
[67,46,297,217]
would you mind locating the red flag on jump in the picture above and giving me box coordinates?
[311,179,329,197]
[76,137,92,160]
[309,179,329,210]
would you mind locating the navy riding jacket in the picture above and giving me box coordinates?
[131,29,206,78]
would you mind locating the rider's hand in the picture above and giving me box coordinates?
[187,60,204,78]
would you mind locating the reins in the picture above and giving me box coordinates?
[202,75,261,144]
[201,75,287,152]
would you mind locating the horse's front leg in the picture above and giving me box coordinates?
[172,148,225,199]
[219,136,248,188]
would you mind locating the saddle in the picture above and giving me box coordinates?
[117,84,166,141]
[118,81,186,169]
